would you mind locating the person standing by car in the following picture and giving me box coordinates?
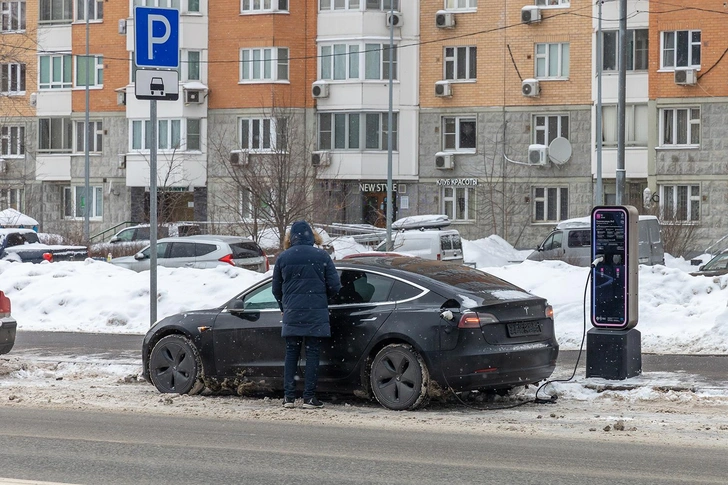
[272,220,341,409]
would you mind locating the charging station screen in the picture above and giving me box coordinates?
[592,208,628,327]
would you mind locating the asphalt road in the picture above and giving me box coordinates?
[0,407,727,485]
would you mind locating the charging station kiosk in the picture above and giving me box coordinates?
[586,205,642,379]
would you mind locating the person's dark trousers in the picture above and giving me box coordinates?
[284,336,323,400]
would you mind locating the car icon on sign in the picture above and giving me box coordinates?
[150,77,165,95]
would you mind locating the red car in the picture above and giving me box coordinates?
[0,291,16,355]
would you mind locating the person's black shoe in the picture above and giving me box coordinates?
[302,397,324,409]
[282,396,295,409]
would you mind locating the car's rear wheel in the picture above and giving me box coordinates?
[370,343,429,410]
[149,335,204,395]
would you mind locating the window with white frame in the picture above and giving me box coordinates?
[442,186,474,221]
[185,51,200,81]
[239,117,287,151]
[238,187,272,219]
[75,55,103,88]
[533,186,568,222]
[318,112,398,151]
[76,0,102,21]
[442,116,476,151]
[444,0,477,10]
[602,29,648,71]
[241,0,289,13]
[131,119,199,151]
[661,30,701,69]
[187,0,200,12]
[39,54,72,89]
[320,43,397,81]
[365,0,398,9]
[63,186,103,219]
[601,105,648,146]
[133,0,180,8]
[187,118,201,151]
[660,184,700,222]
[1,63,25,94]
[1,1,26,32]
[320,0,360,10]
[74,120,102,153]
[660,107,700,147]
[535,43,569,79]
[38,118,73,153]
[1,125,25,156]
[39,0,72,23]
[240,48,289,82]
[533,114,569,146]
[535,0,568,6]
[444,46,476,81]
[0,187,23,211]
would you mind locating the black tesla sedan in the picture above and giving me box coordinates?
[142,256,559,410]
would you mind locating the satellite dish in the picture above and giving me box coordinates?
[548,137,572,165]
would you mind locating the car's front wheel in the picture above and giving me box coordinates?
[148,335,204,395]
[370,343,429,410]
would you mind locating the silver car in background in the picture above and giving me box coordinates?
[110,236,268,273]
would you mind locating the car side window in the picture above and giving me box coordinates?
[568,230,590,248]
[543,232,563,251]
[169,242,196,258]
[116,229,134,242]
[332,270,394,305]
[142,242,169,259]
[241,283,279,310]
[195,243,217,257]
[388,280,423,301]
[137,227,150,239]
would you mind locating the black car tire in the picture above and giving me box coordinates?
[149,335,204,395]
[370,343,429,410]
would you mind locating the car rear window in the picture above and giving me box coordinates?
[230,241,262,259]
[195,243,217,257]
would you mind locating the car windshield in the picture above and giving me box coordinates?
[377,258,520,292]
[704,253,728,271]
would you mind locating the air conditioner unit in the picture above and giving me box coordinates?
[230,150,249,166]
[386,11,403,28]
[435,152,454,170]
[117,154,126,170]
[528,144,548,165]
[435,80,452,97]
[118,19,127,35]
[311,151,331,167]
[435,10,455,29]
[312,81,329,99]
[29,92,37,107]
[521,6,542,24]
[674,68,697,86]
[521,78,540,97]
[185,89,203,104]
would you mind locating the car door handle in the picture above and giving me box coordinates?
[359,317,378,322]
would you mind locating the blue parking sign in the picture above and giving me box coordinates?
[134,7,179,69]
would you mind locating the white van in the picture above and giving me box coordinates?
[375,215,464,264]
[527,215,665,267]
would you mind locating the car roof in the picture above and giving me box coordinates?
[0,228,36,234]
[556,214,659,230]
[183,234,256,244]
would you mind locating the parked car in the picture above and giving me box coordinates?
[108,223,202,244]
[690,250,728,277]
[0,228,88,263]
[526,215,665,267]
[374,215,464,264]
[110,235,268,272]
[142,256,559,410]
[0,291,16,355]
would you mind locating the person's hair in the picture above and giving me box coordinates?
[283,222,323,249]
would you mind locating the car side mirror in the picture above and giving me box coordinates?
[134,252,145,260]
[228,299,246,311]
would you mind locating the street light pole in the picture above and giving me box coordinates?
[385,2,395,251]
[84,5,90,242]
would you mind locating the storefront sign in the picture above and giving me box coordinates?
[436,178,479,186]
[359,183,398,192]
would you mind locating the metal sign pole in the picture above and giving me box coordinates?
[150,99,158,325]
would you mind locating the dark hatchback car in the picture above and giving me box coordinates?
[142,256,559,410]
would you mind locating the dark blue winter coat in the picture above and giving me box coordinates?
[272,221,341,338]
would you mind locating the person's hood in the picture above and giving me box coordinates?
[289,221,315,247]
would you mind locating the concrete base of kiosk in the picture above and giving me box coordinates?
[586,328,642,380]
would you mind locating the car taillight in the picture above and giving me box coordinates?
[42,253,53,262]
[263,251,270,272]
[458,311,499,329]
[0,291,10,316]
[219,254,236,266]
[545,305,554,319]
[437,253,441,261]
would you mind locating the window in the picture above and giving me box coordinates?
[318,112,398,151]
[1,1,26,31]
[320,43,397,81]
[240,48,289,82]
[131,119,200,151]
[365,0,398,9]
[133,0,179,7]
[535,0,568,5]
[239,187,273,219]
[186,51,200,81]
[239,117,287,151]
[1,125,25,156]
[365,44,396,80]
[38,118,73,153]
[187,0,200,11]
[660,185,700,222]
[74,120,102,153]
[442,116,476,151]
[39,0,72,23]
[660,107,700,147]
[602,29,648,71]
[75,55,103,87]
[1,63,26,94]
[39,54,72,89]
[442,186,474,221]
[63,186,103,219]
[320,0,360,10]
[0,188,23,211]
[241,0,289,13]
[444,46,476,81]
[533,187,568,222]
[535,43,569,79]
[661,30,701,69]
[601,105,648,146]
[187,119,201,150]
[444,0,477,10]
[533,114,568,145]
[76,0,102,20]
